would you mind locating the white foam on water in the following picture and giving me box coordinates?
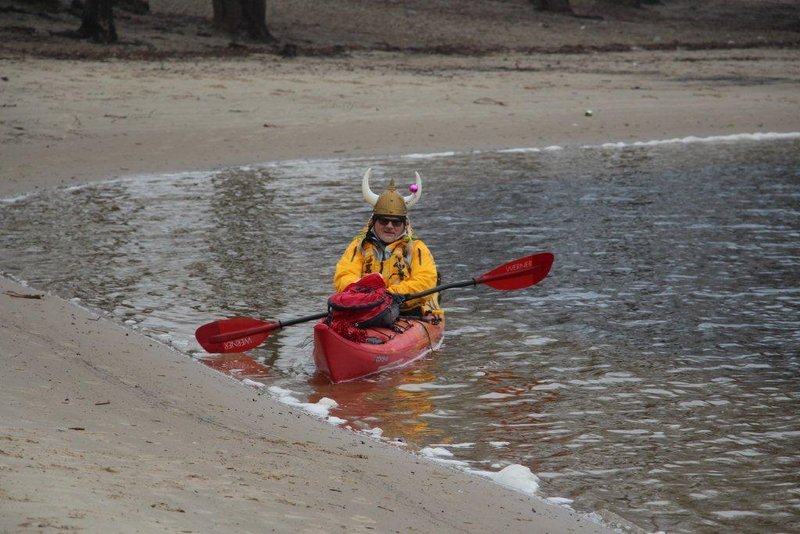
[420,410,459,419]
[497,147,542,154]
[403,151,458,159]
[712,510,761,519]
[523,336,558,346]
[569,373,642,386]
[446,325,494,335]
[531,382,566,391]
[584,131,800,150]
[640,388,679,397]
[496,144,563,153]
[0,192,35,203]
[645,500,672,507]
[698,322,759,330]
[669,364,772,374]
[758,431,800,440]
[607,429,652,436]
[429,442,475,449]
[397,382,469,392]
[678,399,732,409]
[478,392,514,400]
[689,490,721,500]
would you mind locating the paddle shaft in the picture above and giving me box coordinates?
[404,261,542,301]
[403,278,480,301]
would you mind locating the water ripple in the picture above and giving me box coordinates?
[1,137,799,533]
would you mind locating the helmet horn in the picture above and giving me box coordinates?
[403,172,422,208]
[362,167,379,207]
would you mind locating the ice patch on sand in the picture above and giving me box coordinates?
[420,447,470,468]
[267,386,342,425]
[362,427,384,438]
[490,464,541,495]
[421,446,454,458]
[242,378,265,388]
[546,496,575,507]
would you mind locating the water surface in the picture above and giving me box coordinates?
[2,136,799,533]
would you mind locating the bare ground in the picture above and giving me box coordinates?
[1,0,799,60]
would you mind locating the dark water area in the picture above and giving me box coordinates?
[2,137,799,533]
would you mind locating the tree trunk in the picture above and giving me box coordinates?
[213,0,274,42]
[531,0,646,15]
[602,0,642,6]
[530,0,573,13]
[78,0,117,43]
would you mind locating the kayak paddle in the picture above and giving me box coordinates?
[195,312,328,355]
[195,251,554,354]
[403,251,554,300]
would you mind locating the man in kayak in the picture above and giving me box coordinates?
[334,168,443,318]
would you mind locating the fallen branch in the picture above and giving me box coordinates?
[3,290,44,299]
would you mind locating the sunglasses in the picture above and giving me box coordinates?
[375,216,406,227]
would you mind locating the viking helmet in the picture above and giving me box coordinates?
[362,168,422,217]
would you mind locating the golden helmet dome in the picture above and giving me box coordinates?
[361,168,422,217]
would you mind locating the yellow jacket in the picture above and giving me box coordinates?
[334,231,443,315]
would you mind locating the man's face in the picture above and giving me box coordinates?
[373,216,407,243]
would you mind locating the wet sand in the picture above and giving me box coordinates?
[2,2,800,532]
[2,49,799,198]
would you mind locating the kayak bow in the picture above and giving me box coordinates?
[313,316,445,383]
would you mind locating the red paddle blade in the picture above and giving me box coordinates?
[477,252,554,290]
[195,317,276,354]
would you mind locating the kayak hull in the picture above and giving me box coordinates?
[313,316,445,383]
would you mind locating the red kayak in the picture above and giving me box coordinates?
[313,316,445,383]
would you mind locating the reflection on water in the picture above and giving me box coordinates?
[2,138,799,533]
[309,367,445,443]
[201,353,272,382]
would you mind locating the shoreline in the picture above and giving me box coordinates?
[6,129,800,205]
[3,49,799,197]
[2,38,799,532]
[0,276,626,533]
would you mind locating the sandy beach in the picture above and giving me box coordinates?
[2,1,799,531]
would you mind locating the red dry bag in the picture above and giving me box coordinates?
[327,273,401,341]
